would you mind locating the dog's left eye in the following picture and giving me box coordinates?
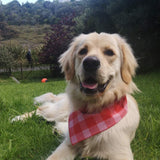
[79,48,88,55]
[104,49,115,56]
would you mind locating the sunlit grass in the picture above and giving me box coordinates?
[132,70,160,159]
[0,77,65,160]
[0,70,160,159]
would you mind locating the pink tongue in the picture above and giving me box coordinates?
[82,82,98,89]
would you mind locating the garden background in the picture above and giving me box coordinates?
[0,0,160,159]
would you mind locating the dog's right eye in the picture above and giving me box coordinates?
[104,49,115,56]
[79,48,88,55]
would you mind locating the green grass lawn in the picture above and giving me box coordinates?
[0,70,160,160]
[132,70,160,160]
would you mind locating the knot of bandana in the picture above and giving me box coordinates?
[69,96,128,145]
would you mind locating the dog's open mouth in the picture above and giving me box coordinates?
[80,76,113,95]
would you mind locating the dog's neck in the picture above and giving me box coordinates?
[67,86,121,113]
[69,96,128,145]
[66,78,136,113]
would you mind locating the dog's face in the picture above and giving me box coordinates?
[59,32,138,99]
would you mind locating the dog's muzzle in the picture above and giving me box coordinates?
[79,56,113,95]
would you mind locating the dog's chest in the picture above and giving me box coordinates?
[80,132,109,159]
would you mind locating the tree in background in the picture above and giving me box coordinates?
[106,0,160,71]
[76,0,160,71]
[0,43,40,78]
[0,0,83,25]
[0,46,15,75]
[0,0,160,73]
[7,44,27,78]
[75,0,117,34]
[39,13,76,77]
[38,1,84,77]
[0,44,27,78]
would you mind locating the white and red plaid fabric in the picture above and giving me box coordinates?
[69,96,128,145]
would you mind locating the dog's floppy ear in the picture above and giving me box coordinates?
[114,34,138,84]
[59,40,76,80]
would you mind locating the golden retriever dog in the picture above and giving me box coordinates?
[12,32,140,160]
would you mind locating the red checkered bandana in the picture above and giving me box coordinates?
[69,96,128,145]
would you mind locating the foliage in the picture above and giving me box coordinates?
[0,45,15,74]
[75,0,117,33]
[0,25,51,48]
[105,0,160,71]
[75,0,160,71]
[39,13,78,76]
[31,46,42,65]
[38,0,160,73]
[0,22,18,40]
[0,0,160,72]
[0,44,26,76]
[0,0,83,25]
[0,43,40,78]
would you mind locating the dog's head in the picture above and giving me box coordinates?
[59,32,138,102]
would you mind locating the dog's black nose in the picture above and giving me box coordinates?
[83,56,100,72]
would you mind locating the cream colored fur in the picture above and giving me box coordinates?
[12,32,140,160]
